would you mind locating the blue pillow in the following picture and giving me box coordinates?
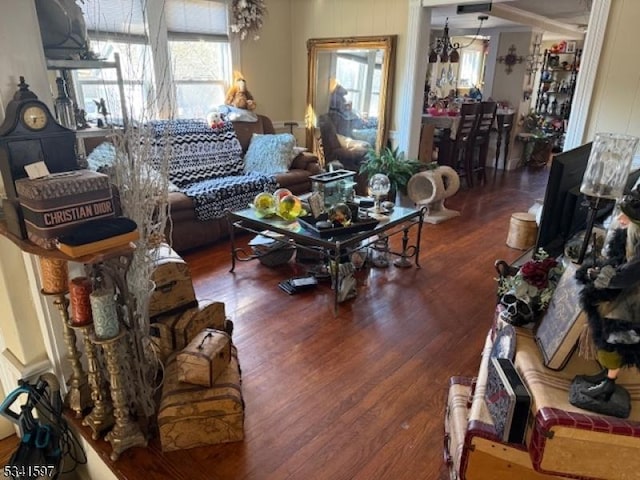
[244,133,296,175]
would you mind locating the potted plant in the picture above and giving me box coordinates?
[359,146,423,200]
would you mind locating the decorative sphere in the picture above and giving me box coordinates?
[253,192,276,217]
[277,194,303,221]
[273,188,292,203]
[328,203,352,227]
[368,173,391,197]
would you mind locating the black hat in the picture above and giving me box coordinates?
[620,187,640,224]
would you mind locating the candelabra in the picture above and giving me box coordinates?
[93,330,147,461]
[77,323,114,440]
[44,291,91,418]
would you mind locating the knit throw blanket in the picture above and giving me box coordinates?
[147,119,276,221]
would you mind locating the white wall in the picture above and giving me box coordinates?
[585,0,640,141]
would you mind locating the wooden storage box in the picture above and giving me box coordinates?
[15,170,115,248]
[515,330,640,480]
[177,328,231,387]
[150,300,230,362]
[159,349,244,452]
[149,243,197,318]
[445,332,564,480]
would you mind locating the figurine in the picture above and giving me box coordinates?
[573,188,640,412]
[93,98,110,126]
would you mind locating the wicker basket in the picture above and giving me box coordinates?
[253,244,296,267]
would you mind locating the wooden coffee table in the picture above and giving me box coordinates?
[226,205,426,313]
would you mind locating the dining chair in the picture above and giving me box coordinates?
[445,102,480,187]
[470,101,498,185]
[418,123,436,163]
[495,112,516,171]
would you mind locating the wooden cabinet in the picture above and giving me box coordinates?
[533,49,581,151]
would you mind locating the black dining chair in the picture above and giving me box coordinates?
[445,102,480,187]
[495,112,516,171]
[470,101,498,185]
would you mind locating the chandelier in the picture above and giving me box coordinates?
[428,15,488,64]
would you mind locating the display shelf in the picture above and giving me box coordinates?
[534,48,582,150]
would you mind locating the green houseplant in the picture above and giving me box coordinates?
[359,146,423,198]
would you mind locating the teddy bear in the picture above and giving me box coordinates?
[225,76,256,111]
[206,111,224,128]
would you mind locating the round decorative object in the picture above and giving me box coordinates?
[407,166,460,224]
[368,173,390,197]
[253,192,276,218]
[22,105,49,131]
[328,203,352,227]
[273,188,292,203]
[277,194,303,221]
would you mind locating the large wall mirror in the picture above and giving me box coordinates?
[306,36,396,161]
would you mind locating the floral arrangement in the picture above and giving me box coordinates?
[497,249,564,324]
[230,0,267,41]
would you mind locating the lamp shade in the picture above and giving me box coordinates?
[580,133,639,200]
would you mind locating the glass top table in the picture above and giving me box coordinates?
[226,205,426,313]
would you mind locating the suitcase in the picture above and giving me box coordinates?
[445,331,565,480]
[158,348,244,452]
[149,243,197,318]
[150,300,230,362]
[515,330,640,480]
[15,170,114,248]
[177,328,232,387]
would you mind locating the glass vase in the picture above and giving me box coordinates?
[54,77,76,130]
[580,133,639,199]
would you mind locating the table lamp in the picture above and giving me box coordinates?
[577,133,639,264]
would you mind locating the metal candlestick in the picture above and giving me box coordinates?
[76,323,114,439]
[45,291,91,417]
[93,330,147,461]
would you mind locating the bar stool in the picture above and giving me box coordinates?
[445,102,479,187]
[495,112,515,171]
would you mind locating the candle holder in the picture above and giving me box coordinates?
[75,323,114,440]
[44,291,91,418]
[92,330,147,461]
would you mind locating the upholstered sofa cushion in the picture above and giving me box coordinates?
[148,119,244,188]
[244,133,296,175]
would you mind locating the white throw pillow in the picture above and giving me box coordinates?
[244,133,296,175]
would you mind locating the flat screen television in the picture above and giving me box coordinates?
[535,142,640,257]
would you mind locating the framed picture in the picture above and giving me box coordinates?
[566,41,577,54]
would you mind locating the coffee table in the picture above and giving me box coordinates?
[226,205,426,313]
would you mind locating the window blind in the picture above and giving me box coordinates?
[166,0,228,36]
[81,0,147,36]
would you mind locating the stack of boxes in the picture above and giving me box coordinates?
[148,243,243,451]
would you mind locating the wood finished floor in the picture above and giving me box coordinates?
[1,166,549,479]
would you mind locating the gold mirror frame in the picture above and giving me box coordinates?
[305,35,396,158]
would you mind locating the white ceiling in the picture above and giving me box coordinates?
[430,0,591,39]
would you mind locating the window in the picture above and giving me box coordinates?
[458,50,484,89]
[74,38,154,122]
[335,51,382,118]
[168,39,231,118]
[76,0,231,121]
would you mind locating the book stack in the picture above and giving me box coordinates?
[249,231,295,267]
[56,217,138,258]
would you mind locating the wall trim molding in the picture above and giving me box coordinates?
[563,0,611,150]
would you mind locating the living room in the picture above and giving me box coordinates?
[1,1,640,479]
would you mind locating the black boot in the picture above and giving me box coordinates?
[576,369,608,384]
[583,377,616,401]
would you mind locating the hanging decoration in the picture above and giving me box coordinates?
[497,44,524,74]
[230,0,267,41]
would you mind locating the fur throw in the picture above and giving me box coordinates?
[577,228,640,368]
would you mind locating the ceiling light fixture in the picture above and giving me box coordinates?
[428,15,488,64]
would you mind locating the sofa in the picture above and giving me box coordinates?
[165,115,322,253]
